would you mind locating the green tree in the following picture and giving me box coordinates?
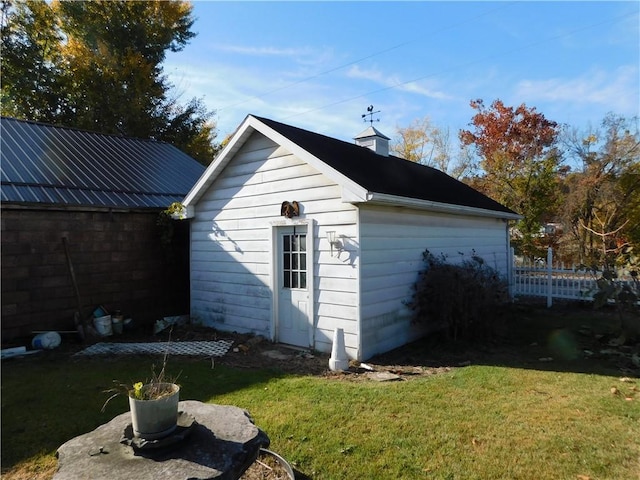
[0,0,65,121]
[157,97,218,165]
[1,0,217,164]
[459,99,563,257]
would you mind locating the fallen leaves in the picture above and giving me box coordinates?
[610,377,637,401]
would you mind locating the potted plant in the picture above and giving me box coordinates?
[103,362,180,440]
[127,381,180,440]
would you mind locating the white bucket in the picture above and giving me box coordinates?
[93,315,113,336]
[32,331,62,349]
[112,317,123,335]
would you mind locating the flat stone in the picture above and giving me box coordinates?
[367,371,402,382]
[54,401,269,480]
[261,349,291,360]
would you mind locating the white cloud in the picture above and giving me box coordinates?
[515,65,639,115]
[346,65,386,82]
[213,43,315,58]
[210,43,335,68]
[165,59,366,140]
[346,65,451,100]
[401,81,450,100]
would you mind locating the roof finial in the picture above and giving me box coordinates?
[361,105,381,125]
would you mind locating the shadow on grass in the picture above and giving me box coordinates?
[0,351,292,474]
[293,469,313,480]
[369,300,639,378]
[2,301,636,477]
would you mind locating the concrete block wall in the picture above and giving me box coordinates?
[1,208,189,341]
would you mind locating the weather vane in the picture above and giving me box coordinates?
[361,105,381,125]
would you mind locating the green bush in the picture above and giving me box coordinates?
[407,249,510,340]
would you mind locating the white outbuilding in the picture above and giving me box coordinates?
[182,115,519,360]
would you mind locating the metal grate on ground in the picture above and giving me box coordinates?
[74,340,234,357]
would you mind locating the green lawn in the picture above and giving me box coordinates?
[2,307,639,479]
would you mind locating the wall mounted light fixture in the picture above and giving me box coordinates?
[327,231,339,257]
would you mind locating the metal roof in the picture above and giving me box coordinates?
[0,117,205,209]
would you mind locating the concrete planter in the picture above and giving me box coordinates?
[128,383,180,440]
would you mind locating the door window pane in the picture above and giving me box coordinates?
[282,233,307,290]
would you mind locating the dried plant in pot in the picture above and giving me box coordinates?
[241,449,295,480]
[102,356,180,440]
[127,381,180,440]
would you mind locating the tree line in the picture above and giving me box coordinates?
[392,101,639,270]
[3,1,638,270]
[1,0,217,164]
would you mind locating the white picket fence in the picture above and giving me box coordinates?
[510,247,636,307]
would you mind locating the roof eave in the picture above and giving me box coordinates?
[182,115,255,212]
[358,192,522,220]
[183,115,368,216]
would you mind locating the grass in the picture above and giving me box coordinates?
[2,306,639,479]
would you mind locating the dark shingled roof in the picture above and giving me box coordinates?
[1,117,205,209]
[254,116,516,216]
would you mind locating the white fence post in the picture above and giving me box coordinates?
[546,247,553,308]
[513,247,635,304]
[509,247,514,298]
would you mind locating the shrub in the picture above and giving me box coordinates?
[592,267,640,343]
[407,249,509,341]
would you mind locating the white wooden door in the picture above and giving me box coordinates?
[277,226,310,347]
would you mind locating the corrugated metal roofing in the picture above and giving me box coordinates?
[1,117,205,209]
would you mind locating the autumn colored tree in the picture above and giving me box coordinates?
[392,117,433,164]
[560,113,640,267]
[459,99,563,257]
[391,117,472,179]
[620,161,640,254]
[1,0,217,164]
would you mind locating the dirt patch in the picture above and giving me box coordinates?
[19,323,456,381]
[164,327,464,381]
[7,301,639,379]
[83,323,456,380]
[147,326,488,381]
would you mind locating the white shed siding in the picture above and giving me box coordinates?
[190,131,360,355]
[358,205,509,359]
